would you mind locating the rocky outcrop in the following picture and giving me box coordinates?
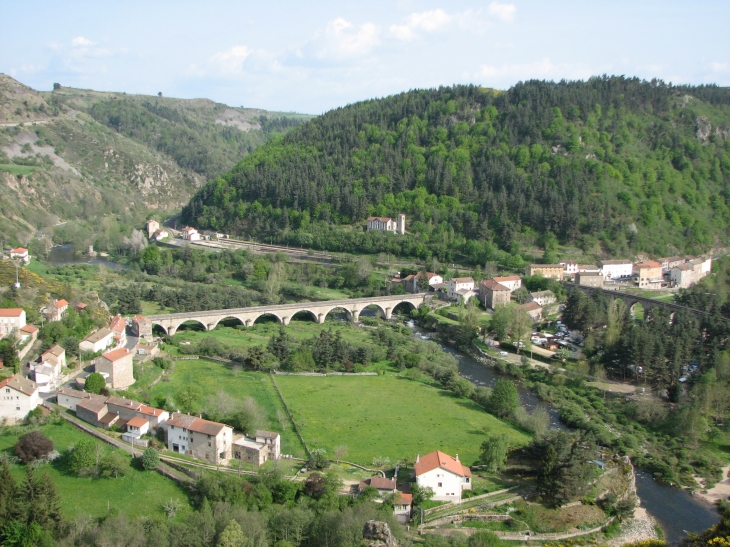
[363,520,398,547]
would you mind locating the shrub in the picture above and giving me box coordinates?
[14,431,54,464]
[141,448,160,470]
[84,372,106,394]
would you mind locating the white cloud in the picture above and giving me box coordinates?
[710,61,730,73]
[209,45,252,76]
[320,17,379,57]
[391,9,452,41]
[71,36,95,47]
[487,2,516,22]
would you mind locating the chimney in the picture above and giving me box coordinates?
[455,454,460,462]
[416,454,420,463]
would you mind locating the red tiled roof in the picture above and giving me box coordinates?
[109,316,126,333]
[99,413,119,425]
[480,279,510,291]
[55,299,69,308]
[0,308,24,317]
[20,324,38,333]
[140,405,166,417]
[10,248,27,254]
[635,260,662,269]
[518,302,542,312]
[126,416,149,428]
[106,396,142,410]
[493,275,521,282]
[166,413,229,436]
[101,348,131,362]
[0,374,38,396]
[426,272,439,280]
[367,216,394,222]
[395,493,413,505]
[414,451,471,478]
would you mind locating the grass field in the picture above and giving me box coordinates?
[0,421,191,520]
[130,358,308,458]
[0,164,42,176]
[274,374,530,466]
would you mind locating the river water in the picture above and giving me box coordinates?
[47,244,125,270]
[405,319,719,544]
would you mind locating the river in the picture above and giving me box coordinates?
[405,319,719,545]
[47,244,125,270]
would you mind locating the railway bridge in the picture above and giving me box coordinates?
[147,294,428,335]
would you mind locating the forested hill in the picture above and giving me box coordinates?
[0,75,310,245]
[182,77,730,265]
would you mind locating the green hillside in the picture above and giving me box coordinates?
[0,75,310,245]
[182,77,730,264]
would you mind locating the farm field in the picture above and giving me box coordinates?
[131,358,308,458]
[0,421,191,520]
[274,374,530,466]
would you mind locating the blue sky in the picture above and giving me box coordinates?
[1,1,728,114]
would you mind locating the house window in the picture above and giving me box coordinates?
[5,389,9,393]
[208,442,211,447]
[438,482,442,488]
[16,407,20,411]
[219,452,225,460]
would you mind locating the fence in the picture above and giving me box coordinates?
[273,371,379,377]
[423,487,519,518]
[422,519,614,542]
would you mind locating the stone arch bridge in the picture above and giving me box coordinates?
[568,284,720,321]
[148,294,428,335]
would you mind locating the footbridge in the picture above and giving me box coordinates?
[147,294,428,335]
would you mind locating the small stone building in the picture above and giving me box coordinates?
[95,348,135,389]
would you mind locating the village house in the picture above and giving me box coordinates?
[403,272,443,293]
[670,264,694,288]
[527,290,557,307]
[124,417,150,442]
[19,324,38,346]
[479,279,511,310]
[560,261,579,275]
[75,302,87,313]
[366,214,406,235]
[659,256,685,273]
[492,275,522,292]
[30,344,66,393]
[151,229,169,241]
[146,219,160,238]
[358,476,396,497]
[0,375,40,425]
[95,347,135,389]
[393,493,413,523]
[131,315,153,339]
[135,341,159,357]
[447,277,475,301]
[79,328,115,354]
[525,264,564,279]
[10,248,30,264]
[0,308,26,339]
[233,430,281,465]
[634,260,664,289]
[75,394,112,427]
[576,272,605,288]
[415,450,472,503]
[181,226,201,241]
[164,412,233,464]
[109,315,127,347]
[516,302,543,322]
[42,299,68,323]
[598,260,633,280]
[57,389,168,431]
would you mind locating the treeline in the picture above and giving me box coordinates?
[183,77,730,261]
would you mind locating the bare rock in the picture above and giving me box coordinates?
[363,520,398,547]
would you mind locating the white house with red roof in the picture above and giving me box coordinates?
[367,214,405,235]
[0,308,26,339]
[10,248,29,264]
[43,299,68,322]
[414,450,472,503]
[0,375,40,424]
[180,226,201,241]
[109,315,127,347]
[30,344,66,392]
[492,276,522,292]
[394,492,413,523]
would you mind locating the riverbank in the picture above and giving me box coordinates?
[608,508,659,547]
[697,464,730,505]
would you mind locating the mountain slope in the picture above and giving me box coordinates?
[182,77,730,264]
[0,75,310,245]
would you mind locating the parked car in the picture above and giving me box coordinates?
[499,351,508,356]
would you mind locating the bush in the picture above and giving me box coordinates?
[14,431,54,464]
[84,372,106,394]
[141,448,160,470]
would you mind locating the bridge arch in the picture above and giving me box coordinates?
[253,313,282,325]
[323,306,352,323]
[175,319,208,333]
[290,310,318,323]
[629,302,645,321]
[392,300,417,316]
[358,303,387,319]
[212,316,245,330]
[151,323,168,336]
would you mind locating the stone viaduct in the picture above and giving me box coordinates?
[147,294,428,335]
[567,283,717,320]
